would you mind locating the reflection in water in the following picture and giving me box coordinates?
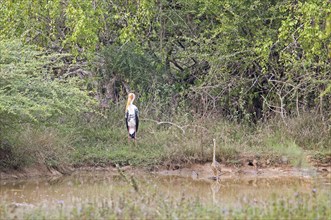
[0,171,330,216]
[210,181,221,204]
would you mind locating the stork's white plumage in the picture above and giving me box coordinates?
[125,93,139,142]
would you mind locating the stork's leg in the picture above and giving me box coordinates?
[132,131,137,145]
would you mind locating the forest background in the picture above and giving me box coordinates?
[0,0,330,171]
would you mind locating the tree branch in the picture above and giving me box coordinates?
[141,118,185,134]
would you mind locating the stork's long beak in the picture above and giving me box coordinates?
[126,93,135,111]
[126,96,132,112]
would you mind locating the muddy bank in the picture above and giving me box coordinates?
[156,163,331,180]
[0,164,72,180]
[1,162,330,181]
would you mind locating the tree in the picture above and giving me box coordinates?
[0,39,95,129]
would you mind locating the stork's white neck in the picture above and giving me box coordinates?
[130,97,135,105]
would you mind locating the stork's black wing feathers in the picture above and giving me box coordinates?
[125,111,129,131]
[135,108,139,132]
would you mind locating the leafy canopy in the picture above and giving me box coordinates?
[0,39,95,126]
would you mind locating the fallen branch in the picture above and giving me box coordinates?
[141,118,185,134]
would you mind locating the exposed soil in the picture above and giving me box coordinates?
[155,155,331,180]
[0,164,72,180]
[1,160,330,181]
[156,163,331,180]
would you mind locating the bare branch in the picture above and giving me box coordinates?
[140,118,185,134]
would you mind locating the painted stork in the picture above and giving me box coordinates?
[125,93,139,142]
[211,139,222,181]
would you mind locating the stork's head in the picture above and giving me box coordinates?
[126,93,136,111]
[128,93,135,102]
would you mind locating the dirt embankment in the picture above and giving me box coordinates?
[157,163,331,180]
[0,164,73,180]
[1,156,330,181]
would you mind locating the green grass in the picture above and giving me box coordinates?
[0,108,330,170]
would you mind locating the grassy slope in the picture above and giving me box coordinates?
[0,108,330,171]
[63,110,331,169]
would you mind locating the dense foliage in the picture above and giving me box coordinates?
[1,0,330,121]
[0,40,94,125]
[0,40,95,168]
[0,0,330,169]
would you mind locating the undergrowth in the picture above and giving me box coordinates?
[0,106,330,170]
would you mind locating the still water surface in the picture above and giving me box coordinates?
[1,170,330,216]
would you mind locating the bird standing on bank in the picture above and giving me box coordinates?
[211,138,222,181]
[125,93,139,142]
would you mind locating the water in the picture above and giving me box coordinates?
[0,170,330,218]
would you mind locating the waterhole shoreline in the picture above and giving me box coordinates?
[1,161,330,181]
[1,162,330,220]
